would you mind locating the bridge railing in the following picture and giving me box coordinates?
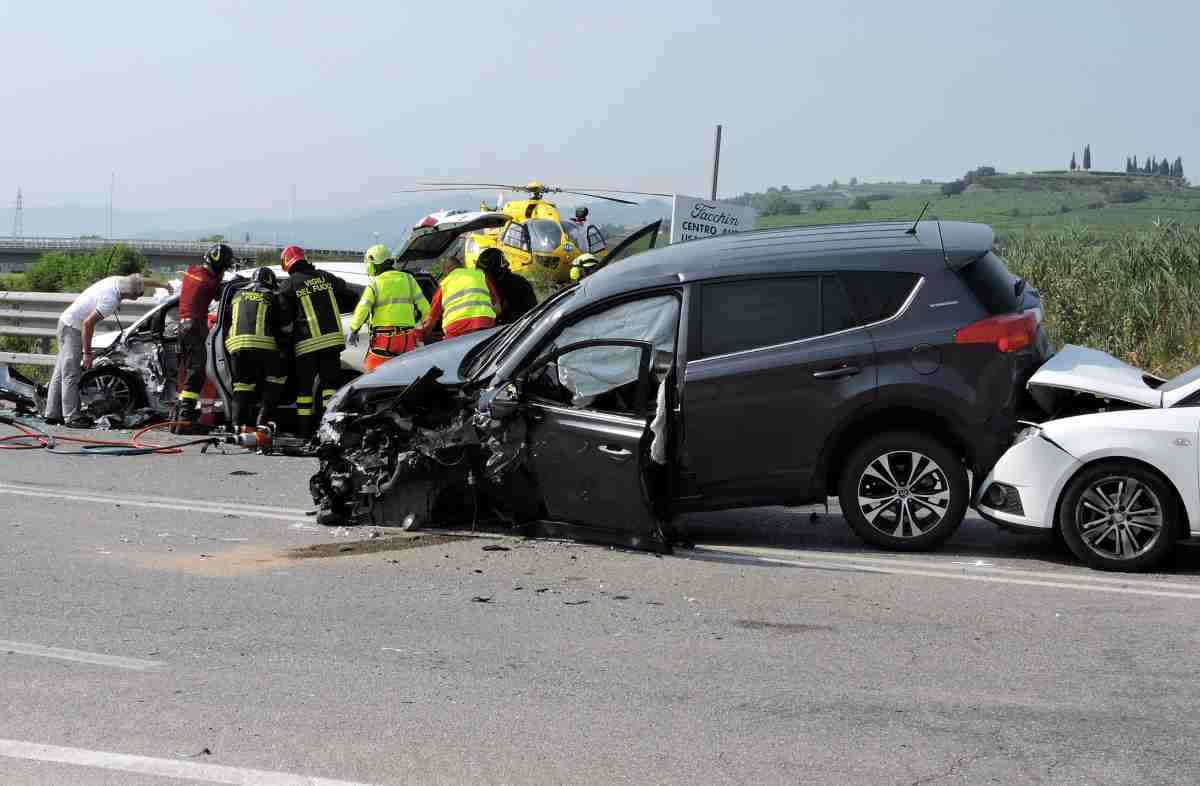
[0,291,162,366]
[0,236,363,259]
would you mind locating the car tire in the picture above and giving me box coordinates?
[839,431,969,551]
[80,367,144,417]
[1058,462,1176,572]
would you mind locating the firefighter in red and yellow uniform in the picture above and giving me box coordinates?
[276,245,357,437]
[225,267,290,431]
[173,243,233,433]
[420,251,501,342]
[348,244,430,372]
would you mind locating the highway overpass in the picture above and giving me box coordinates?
[0,237,364,273]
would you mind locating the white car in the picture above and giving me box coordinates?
[977,345,1200,571]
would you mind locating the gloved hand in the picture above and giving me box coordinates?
[347,329,360,347]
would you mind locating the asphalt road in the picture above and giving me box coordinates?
[3,425,1200,785]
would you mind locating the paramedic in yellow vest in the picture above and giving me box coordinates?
[347,244,430,372]
[420,253,501,342]
[277,245,357,437]
[225,267,290,432]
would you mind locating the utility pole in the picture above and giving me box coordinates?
[11,187,22,237]
[710,124,723,200]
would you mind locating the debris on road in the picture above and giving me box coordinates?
[287,533,467,559]
[471,596,493,603]
[229,470,258,477]
[481,544,511,552]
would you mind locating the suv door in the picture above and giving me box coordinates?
[679,274,878,508]
[515,293,681,548]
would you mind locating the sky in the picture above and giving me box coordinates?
[2,0,1198,223]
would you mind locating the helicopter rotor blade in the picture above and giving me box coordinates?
[417,182,530,191]
[558,191,641,205]
[558,187,673,198]
[393,187,517,194]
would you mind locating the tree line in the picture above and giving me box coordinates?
[1124,155,1184,178]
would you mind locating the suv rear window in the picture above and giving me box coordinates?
[699,277,819,358]
[957,251,1020,314]
[837,271,921,324]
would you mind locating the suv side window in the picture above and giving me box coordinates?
[698,277,819,358]
[528,294,679,412]
[837,271,921,324]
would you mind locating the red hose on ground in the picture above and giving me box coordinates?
[0,419,214,454]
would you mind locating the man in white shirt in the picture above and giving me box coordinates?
[45,273,174,428]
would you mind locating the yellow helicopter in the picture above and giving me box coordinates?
[398,181,669,283]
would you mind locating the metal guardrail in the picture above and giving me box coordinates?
[0,291,162,365]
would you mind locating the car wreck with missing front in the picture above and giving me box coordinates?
[311,220,1053,553]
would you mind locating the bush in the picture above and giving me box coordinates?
[1114,190,1148,204]
[1059,205,1072,214]
[1009,208,1022,217]
[941,180,967,196]
[810,199,830,212]
[850,197,871,211]
[1004,223,1200,376]
[25,245,147,293]
[1087,201,1105,210]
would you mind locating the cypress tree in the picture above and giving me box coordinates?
[1132,155,1139,172]
[1070,152,1077,171]
[1083,144,1092,170]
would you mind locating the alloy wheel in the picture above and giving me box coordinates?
[856,450,952,539]
[1073,475,1164,561]
[81,371,135,413]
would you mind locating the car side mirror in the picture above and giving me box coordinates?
[486,381,521,420]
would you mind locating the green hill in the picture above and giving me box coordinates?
[748,172,1200,239]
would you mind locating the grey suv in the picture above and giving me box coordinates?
[310,220,1048,552]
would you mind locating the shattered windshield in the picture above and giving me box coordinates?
[527,219,563,252]
[465,288,576,381]
[1161,365,1200,394]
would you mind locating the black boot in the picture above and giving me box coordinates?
[171,400,198,435]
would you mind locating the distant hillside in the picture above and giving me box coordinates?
[747,172,1200,239]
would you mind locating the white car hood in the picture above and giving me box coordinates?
[1028,345,1164,409]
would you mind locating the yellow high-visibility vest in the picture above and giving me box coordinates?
[350,270,429,332]
[439,268,495,331]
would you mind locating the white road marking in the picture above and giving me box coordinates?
[0,482,309,522]
[694,546,1200,600]
[0,738,378,786]
[0,640,163,671]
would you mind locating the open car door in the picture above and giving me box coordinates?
[602,220,662,266]
[518,338,669,551]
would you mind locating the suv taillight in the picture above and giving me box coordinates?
[954,310,1038,353]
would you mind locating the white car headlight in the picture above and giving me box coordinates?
[317,411,348,444]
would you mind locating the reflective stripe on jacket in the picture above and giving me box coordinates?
[439,268,496,332]
[350,270,430,332]
[225,287,278,353]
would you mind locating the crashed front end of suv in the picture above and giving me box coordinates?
[310,277,678,553]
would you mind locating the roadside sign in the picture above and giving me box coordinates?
[669,194,757,243]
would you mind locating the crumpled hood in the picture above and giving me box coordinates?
[345,328,499,393]
[1028,344,1163,410]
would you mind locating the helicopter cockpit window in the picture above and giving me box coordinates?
[527,219,562,253]
[501,223,530,252]
[586,225,607,253]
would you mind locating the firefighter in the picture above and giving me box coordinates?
[420,252,501,342]
[276,245,357,437]
[348,244,430,372]
[225,267,290,431]
[569,252,604,282]
[173,243,234,433]
[483,248,537,324]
